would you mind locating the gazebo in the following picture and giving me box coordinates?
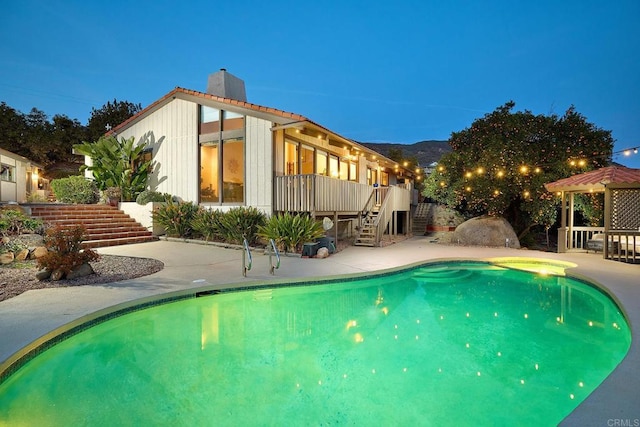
[545,166,640,262]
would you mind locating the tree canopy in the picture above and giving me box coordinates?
[423,102,613,239]
[86,99,142,143]
[0,100,141,172]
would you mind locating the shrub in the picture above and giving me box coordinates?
[191,208,224,241]
[151,199,199,238]
[51,176,98,204]
[258,212,324,252]
[0,209,44,236]
[0,238,26,255]
[136,190,173,205]
[217,207,266,245]
[37,225,100,275]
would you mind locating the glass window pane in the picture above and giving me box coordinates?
[285,140,298,175]
[200,145,219,202]
[300,145,314,175]
[1,164,15,182]
[316,150,328,176]
[222,138,244,203]
[329,155,339,178]
[339,159,348,180]
[222,110,244,131]
[349,162,357,181]
[381,171,389,186]
[200,106,220,134]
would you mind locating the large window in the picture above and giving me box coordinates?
[199,106,245,204]
[316,150,328,176]
[329,155,339,178]
[1,164,15,182]
[300,145,314,175]
[284,140,298,175]
[349,162,357,182]
[200,144,219,202]
[381,171,389,186]
[339,159,348,180]
[222,138,244,203]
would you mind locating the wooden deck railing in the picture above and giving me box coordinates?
[563,226,604,251]
[605,230,640,263]
[273,175,373,213]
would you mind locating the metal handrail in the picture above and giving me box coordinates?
[242,238,252,277]
[268,239,281,275]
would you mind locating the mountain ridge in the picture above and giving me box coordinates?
[359,140,451,166]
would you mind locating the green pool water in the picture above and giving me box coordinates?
[0,261,631,426]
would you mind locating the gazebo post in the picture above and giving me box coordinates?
[604,187,611,259]
[558,191,567,253]
[568,192,575,251]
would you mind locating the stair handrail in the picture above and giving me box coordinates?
[360,187,377,220]
[242,237,252,277]
[268,238,280,275]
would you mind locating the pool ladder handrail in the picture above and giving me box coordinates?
[268,239,280,275]
[242,238,252,277]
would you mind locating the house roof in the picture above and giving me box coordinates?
[108,87,311,135]
[0,147,43,169]
[106,87,410,174]
[544,166,640,192]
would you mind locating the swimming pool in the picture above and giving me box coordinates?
[0,260,630,425]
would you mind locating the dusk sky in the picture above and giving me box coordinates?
[2,0,639,167]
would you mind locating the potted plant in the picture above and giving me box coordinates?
[104,187,122,207]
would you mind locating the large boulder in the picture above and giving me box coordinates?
[453,216,520,248]
[66,262,95,280]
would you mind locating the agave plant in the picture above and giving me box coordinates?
[258,212,324,253]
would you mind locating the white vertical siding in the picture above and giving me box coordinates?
[116,99,198,202]
[16,162,26,202]
[0,155,17,202]
[245,116,273,213]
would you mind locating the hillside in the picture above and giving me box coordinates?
[360,140,451,166]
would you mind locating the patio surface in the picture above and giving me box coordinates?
[0,237,638,425]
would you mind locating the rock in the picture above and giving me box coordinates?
[15,248,30,261]
[30,246,48,259]
[0,252,15,265]
[452,215,521,248]
[36,268,52,281]
[66,262,95,280]
[1,236,9,245]
[316,247,329,258]
[15,233,45,247]
[50,269,64,281]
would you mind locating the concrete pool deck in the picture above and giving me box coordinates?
[0,237,638,425]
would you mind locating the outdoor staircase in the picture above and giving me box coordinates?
[29,204,157,249]
[354,207,379,247]
[412,203,433,235]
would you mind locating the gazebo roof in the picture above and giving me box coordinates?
[545,166,640,193]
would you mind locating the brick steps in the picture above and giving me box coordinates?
[29,204,157,248]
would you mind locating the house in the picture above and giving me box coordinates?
[92,69,419,246]
[0,148,43,203]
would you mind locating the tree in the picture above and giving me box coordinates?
[73,135,153,201]
[0,102,28,156]
[86,99,142,142]
[0,104,87,167]
[423,102,613,241]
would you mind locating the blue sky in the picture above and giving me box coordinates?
[1,0,639,167]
